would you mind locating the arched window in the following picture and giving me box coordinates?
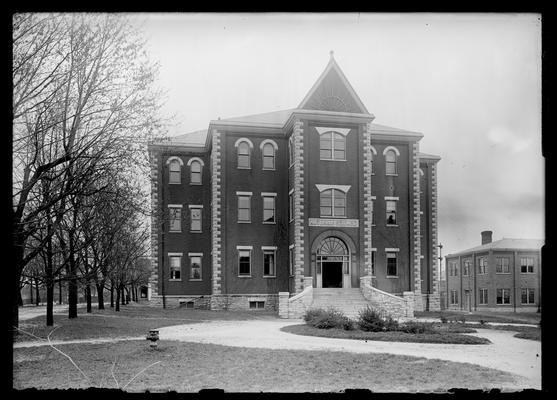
[288,136,294,166]
[260,140,278,170]
[190,160,202,184]
[166,157,183,184]
[320,131,346,160]
[237,141,251,169]
[385,149,397,175]
[320,189,346,217]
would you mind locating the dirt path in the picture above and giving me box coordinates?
[158,319,541,390]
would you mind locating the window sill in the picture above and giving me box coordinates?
[386,174,398,177]
[496,304,512,306]
[386,275,399,279]
[169,182,181,185]
[262,222,276,225]
[495,272,511,275]
[520,272,535,274]
[320,158,347,162]
[190,182,202,186]
[263,276,276,279]
[386,224,399,227]
[189,279,203,282]
[237,221,252,224]
[238,275,252,278]
[320,215,347,219]
[262,168,276,171]
[237,167,251,170]
[169,230,182,233]
[169,279,181,282]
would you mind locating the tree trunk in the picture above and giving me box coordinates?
[34,277,40,306]
[46,226,54,326]
[110,284,114,308]
[120,285,125,306]
[67,257,78,319]
[125,287,130,304]
[59,278,63,304]
[85,284,92,313]
[115,284,120,312]
[96,283,105,310]
[29,281,33,305]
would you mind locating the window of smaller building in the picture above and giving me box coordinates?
[450,290,458,305]
[478,257,487,275]
[496,288,511,305]
[190,207,202,232]
[449,261,458,277]
[496,257,510,274]
[238,250,251,276]
[262,195,276,224]
[189,254,202,281]
[386,252,397,277]
[249,301,265,309]
[169,255,181,281]
[371,250,376,276]
[263,248,276,277]
[190,160,202,184]
[289,246,294,276]
[237,195,251,223]
[385,149,397,175]
[169,207,182,232]
[521,288,535,304]
[520,257,534,273]
[169,159,181,184]
[289,192,294,222]
[237,141,251,169]
[463,260,470,276]
[479,288,488,305]
[262,143,275,170]
[320,131,346,160]
[386,200,397,225]
[320,189,346,217]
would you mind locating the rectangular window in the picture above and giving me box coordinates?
[479,288,488,305]
[169,160,181,184]
[496,288,511,305]
[263,249,276,277]
[190,161,202,184]
[521,288,535,304]
[238,250,251,276]
[448,261,458,277]
[169,207,182,232]
[289,246,294,276]
[371,251,376,276]
[496,257,510,274]
[249,301,265,309]
[450,290,458,305]
[520,257,534,273]
[478,257,487,275]
[386,200,397,225]
[189,255,202,280]
[262,196,276,224]
[289,192,294,222]
[169,255,181,280]
[190,207,202,232]
[238,195,251,223]
[386,252,397,276]
[463,260,470,276]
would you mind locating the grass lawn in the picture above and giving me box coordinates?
[280,324,490,345]
[13,340,519,392]
[415,310,540,325]
[436,323,541,342]
[513,330,541,341]
[15,303,277,343]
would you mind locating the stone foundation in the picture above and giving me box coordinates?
[278,276,314,318]
[149,295,211,309]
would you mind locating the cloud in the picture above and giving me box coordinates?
[486,125,532,153]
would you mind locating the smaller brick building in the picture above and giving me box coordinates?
[445,231,542,312]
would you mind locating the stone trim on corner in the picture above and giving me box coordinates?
[292,119,305,295]
[429,161,441,311]
[362,122,373,276]
[411,141,423,311]
[149,151,159,297]
[211,130,223,301]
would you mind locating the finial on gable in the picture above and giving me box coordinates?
[329,50,334,59]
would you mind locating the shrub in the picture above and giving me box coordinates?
[398,321,436,334]
[458,316,466,324]
[384,316,399,331]
[439,316,448,324]
[358,306,390,332]
[304,307,354,330]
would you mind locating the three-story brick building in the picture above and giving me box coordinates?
[148,53,441,317]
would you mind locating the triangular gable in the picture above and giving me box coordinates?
[298,53,369,114]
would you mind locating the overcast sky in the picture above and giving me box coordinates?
[131,13,543,260]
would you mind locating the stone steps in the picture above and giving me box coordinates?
[310,288,373,319]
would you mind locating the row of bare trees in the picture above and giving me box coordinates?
[13,13,166,329]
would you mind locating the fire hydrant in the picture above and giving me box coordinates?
[146,329,159,349]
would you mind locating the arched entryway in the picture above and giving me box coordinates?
[317,237,349,288]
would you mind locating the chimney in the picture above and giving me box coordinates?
[481,231,493,245]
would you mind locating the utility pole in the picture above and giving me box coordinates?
[438,243,444,308]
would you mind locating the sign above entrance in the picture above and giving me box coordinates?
[309,218,359,228]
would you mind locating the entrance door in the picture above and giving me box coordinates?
[322,262,343,288]
[464,290,471,311]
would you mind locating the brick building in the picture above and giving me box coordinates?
[148,53,441,317]
[445,231,542,312]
